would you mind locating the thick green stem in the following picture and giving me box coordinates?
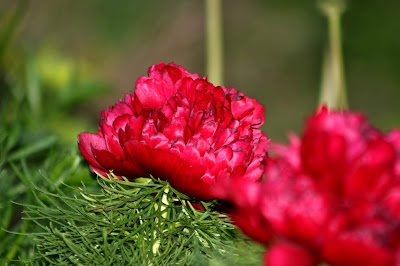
[205,0,224,86]
[318,0,348,109]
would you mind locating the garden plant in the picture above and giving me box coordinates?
[1,0,400,265]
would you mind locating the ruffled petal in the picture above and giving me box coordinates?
[78,132,107,171]
[92,148,145,177]
[124,141,211,199]
[135,78,168,109]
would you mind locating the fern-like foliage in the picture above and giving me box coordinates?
[20,174,248,265]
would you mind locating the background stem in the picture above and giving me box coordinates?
[205,0,224,86]
[318,0,348,109]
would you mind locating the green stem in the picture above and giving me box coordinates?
[152,186,169,255]
[205,0,224,86]
[318,0,348,109]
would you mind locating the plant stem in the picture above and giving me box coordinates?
[318,0,348,109]
[205,0,224,86]
[152,186,169,255]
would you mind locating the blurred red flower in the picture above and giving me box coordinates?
[222,107,400,265]
[78,62,269,200]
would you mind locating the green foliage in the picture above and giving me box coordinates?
[0,0,28,57]
[0,2,110,145]
[0,2,106,263]
[20,174,248,265]
[0,123,98,263]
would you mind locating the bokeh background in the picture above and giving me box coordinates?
[2,0,400,141]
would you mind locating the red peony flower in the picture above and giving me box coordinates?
[78,62,269,200]
[221,106,400,265]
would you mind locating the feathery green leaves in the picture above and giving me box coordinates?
[19,174,254,265]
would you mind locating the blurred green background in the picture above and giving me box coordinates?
[1,0,400,140]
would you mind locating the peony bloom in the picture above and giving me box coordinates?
[78,62,269,200]
[222,106,400,265]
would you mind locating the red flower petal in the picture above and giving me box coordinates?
[124,141,212,199]
[135,78,169,109]
[92,148,144,177]
[264,242,316,266]
[78,132,107,171]
[322,237,394,266]
[230,95,255,121]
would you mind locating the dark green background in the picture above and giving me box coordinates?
[2,0,400,141]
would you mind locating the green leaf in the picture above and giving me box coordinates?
[7,135,58,161]
[25,54,42,117]
[20,174,251,265]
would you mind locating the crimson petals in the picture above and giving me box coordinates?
[265,242,316,266]
[78,132,107,171]
[78,62,268,201]
[124,141,211,199]
[220,107,400,266]
[92,148,144,177]
[135,78,168,109]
